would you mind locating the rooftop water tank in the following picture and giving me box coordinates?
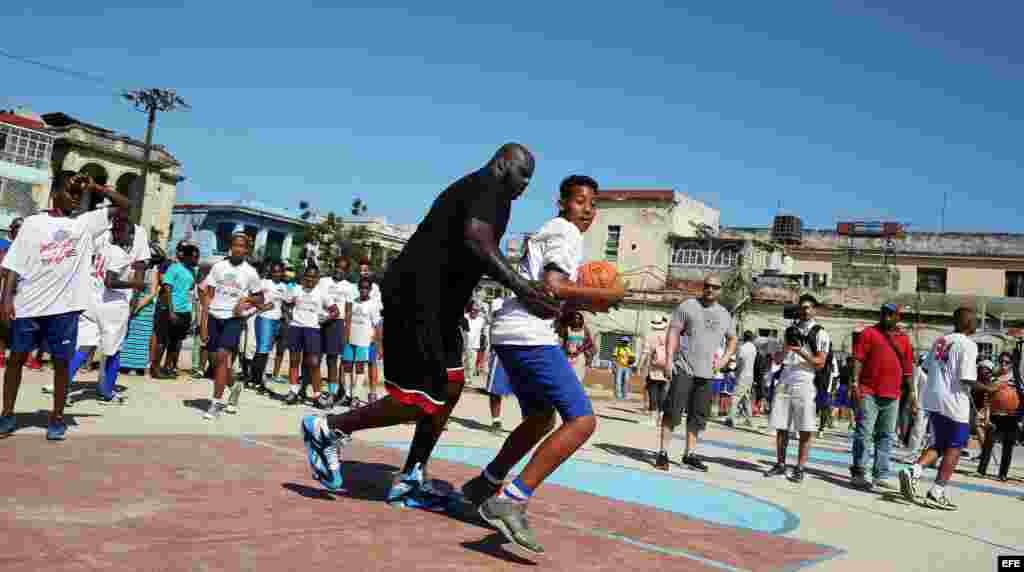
[772,215,803,245]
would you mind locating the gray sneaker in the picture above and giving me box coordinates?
[478,497,544,556]
[898,468,919,501]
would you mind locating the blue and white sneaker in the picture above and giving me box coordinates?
[0,415,16,435]
[387,463,425,505]
[46,418,67,441]
[300,415,345,491]
[387,463,450,511]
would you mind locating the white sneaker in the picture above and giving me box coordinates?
[225,404,238,415]
[924,489,957,511]
[42,384,54,394]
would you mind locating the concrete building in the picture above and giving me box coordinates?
[724,224,1024,361]
[41,112,183,241]
[580,189,721,364]
[337,216,415,269]
[0,109,54,235]
[171,201,414,269]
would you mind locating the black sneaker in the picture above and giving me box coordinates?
[491,420,503,433]
[316,394,333,410]
[654,451,670,471]
[789,466,805,483]
[284,393,300,405]
[682,454,708,472]
[764,463,787,478]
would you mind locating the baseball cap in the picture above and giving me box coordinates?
[881,303,901,314]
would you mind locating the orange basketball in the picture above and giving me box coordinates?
[576,261,619,313]
[577,261,618,289]
[990,385,1021,415]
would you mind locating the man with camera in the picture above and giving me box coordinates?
[656,274,736,472]
[764,293,830,483]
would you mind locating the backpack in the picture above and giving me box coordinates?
[808,325,835,393]
[651,332,669,370]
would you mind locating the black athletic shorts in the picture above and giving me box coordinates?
[155,310,192,353]
[663,371,714,433]
[381,291,465,415]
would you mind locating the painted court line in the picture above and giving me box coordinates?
[239,435,766,571]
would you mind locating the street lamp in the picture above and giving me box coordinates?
[122,88,189,228]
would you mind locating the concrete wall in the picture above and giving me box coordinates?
[583,193,720,285]
[948,267,1005,297]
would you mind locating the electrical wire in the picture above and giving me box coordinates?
[0,48,122,92]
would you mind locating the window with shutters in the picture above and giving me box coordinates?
[605,226,621,261]
[917,268,947,294]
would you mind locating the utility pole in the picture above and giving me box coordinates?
[122,89,189,229]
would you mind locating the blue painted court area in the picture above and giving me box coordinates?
[697,436,1020,499]
[385,443,800,535]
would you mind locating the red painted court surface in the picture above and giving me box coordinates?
[1,435,839,571]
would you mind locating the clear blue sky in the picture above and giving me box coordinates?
[3,1,1022,236]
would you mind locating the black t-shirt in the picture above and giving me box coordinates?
[384,169,511,318]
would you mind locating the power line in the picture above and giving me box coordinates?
[0,48,119,90]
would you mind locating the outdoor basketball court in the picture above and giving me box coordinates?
[1,374,1021,571]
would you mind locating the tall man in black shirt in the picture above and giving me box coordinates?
[301,144,559,502]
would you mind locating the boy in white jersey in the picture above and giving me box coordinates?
[284,266,339,407]
[345,277,382,402]
[84,217,149,403]
[319,255,356,405]
[460,175,625,555]
[198,233,264,419]
[249,260,290,393]
[0,174,130,439]
[899,307,999,510]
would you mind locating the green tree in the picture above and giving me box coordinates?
[294,211,370,271]
[351,197,368,217]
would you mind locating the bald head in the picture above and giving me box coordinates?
[487,142,535,199]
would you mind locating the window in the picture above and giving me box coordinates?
[977,342,994,363]
[802,273,828,289]
[214,222,237,254]
[0,124,51,169]
[1007,272,1024,298]
[604,226,621,261]
[916,268,947,294]
[758,329,779,339]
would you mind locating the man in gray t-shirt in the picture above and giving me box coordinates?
[654,275,737,473]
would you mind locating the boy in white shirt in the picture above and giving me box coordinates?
[899,307,994,510]
[198,233,264,419]
[319,255,356,405]
[344,277,382,402]
[460,175,625,555]
[357,258,384,400]
[0,174,130,439]
[87,218,149,403]
[285,266,339,408]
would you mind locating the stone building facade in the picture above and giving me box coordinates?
[41,112,183,241]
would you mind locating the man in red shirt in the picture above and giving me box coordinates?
[850,303,916,489]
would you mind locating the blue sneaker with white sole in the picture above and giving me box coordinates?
[387,463,452,511]
[300,415,345,491]
[46,418,67,441]
[0,415,15,435]
[387,463,425,505]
